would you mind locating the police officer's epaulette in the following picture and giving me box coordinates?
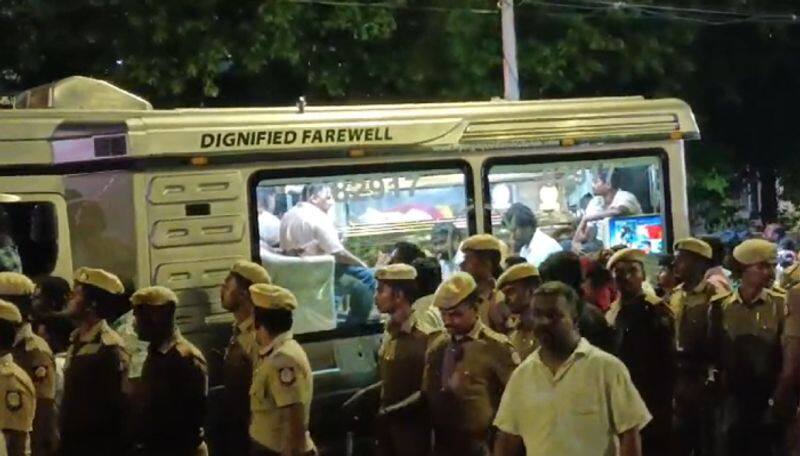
[0,363,35,398]
[709,286,732,302]
[175,338,207,365]
[23,333,53,356]
[414,320,439,336]
[783,263,800,287]
[99,327,126,348]
[426,331,449,351]
[479,325,512,346]
[644,294,664,306]
[768,287,788,299]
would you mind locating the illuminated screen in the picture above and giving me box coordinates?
[608,214,664,253]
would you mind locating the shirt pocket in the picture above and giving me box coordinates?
[570,386,602,417]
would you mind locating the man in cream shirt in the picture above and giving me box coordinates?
[494,281,651,456]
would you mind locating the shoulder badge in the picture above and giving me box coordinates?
[278,367,296,386]
[5,390,21,411]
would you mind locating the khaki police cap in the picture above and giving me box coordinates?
[0,299,22,324]
[130,286,179,307]
[674,237,713,260]
[249,284,298,311]
[607,248,647,269]
[733,239,777,266]
[0,273,35,296]
[231,260,272,285]
[496,263,539,290]
[375,263,417,281]
[74,267,124,295]
[460,234,503,253]
[433,272,477,311]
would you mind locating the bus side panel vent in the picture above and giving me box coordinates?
[93,135,127,157]
[185,203,211,216]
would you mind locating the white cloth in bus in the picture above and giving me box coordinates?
[259,211,281,247]
[521,229,563,267]
[279,202,344,256]
[439,250,464,281]
[585,190,642,246]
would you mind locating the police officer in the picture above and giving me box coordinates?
[249,284,316,456]
[605,248,675,456]
[370,264,439,456]
[220,260,271,455]
[0,299,35,456]
[0,272,56,456]
[131,286,208,456]
[667,237,726,456]
[495,263,541,361]
[718,239,787,455]
[775,272,800,454]
[59,267,129,456]
[459,234,509,334]
[423,272,519,456]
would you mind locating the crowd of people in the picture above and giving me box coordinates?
[0,178,797,456]
[0,259,307,456]
[341,225,800,456]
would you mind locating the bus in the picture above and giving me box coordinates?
[0,75,698,450]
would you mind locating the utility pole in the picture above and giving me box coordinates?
[500,0,520,100]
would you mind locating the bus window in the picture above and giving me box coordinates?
[487,154,668,265]
[254,166,471,335]
[0,202,58,277]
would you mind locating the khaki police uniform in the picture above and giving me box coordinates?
[222,261,271,455]
[60,268,130,456]
[248,285,315,456]
[605,249,676,456]
[0,272,57,456]
[781,262,800,291]
[373,264,439,456]
[496,264,540,361]
[422,272,519,456]
[130,287,208,456]
[666,238,727,456]
[460,235,509,333]
[717,240,785,455]
[0,300,36,456]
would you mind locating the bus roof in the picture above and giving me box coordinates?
[0,76,699,167]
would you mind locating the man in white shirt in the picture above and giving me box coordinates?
[279,184,375,294]
[574,169,642,248]
[256,187,281,248]
[430,223,464,281]
[494,281,651,456]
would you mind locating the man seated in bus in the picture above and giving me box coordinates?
[573,168,642,247]
[502,203,537,259]
[280,183,376,323]
[257,186,281,250]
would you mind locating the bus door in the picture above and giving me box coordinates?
[0,176,72,281]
